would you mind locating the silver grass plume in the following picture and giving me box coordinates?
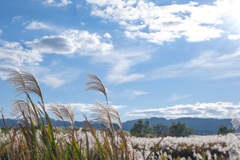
[11,99,39,124]
[48,104,64,121]
[7,69,44,105]
[106,106,122,129]
[86,73,122,135]
[86,73,108,104]
[232,114,240,130]
[91,101,122,134]
[49,104,74,127]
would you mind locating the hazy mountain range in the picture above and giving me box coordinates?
[0,117,237,135]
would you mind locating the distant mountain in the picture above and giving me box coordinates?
[0,118,106,129]
[0,117,237,135]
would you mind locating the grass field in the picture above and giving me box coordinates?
[1,69,240,160]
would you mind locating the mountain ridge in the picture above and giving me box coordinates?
[0,117,237,134]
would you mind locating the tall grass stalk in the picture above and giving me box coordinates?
[0,69,135,160]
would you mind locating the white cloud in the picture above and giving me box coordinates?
[82,0,240,45]
[25,65,82,89]
[67,103,93,112]
[148,49,240,80]
[62,30,113,55]
[0,29,2,36]
[0,29,112,86]
[26,29,113,55]
[228,34,240,40]
[26,35,76,55]
[14,29,112,56]
[47,102,126,113]
[39,71,80,88]
[0,64,77,88]
[126,102,240,119]
[45,0,54,3]
[44,0,72,7]
[0,40,42,66]
[0,28,147,85]
[124,90,148,99]
[93,50,151,84]
[128,90,147,96]
[168,94,191,102]
[12,16,23,22]
[26,21,50,30]
[0,39,79,88]
[111,104,126,110]
[104,33,111,39]
[87,0,229,43]
[0,66,18,80]
[181,24,223,42]
[125,30,181,44]
[108,72,144,84]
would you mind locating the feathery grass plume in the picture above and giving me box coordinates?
[91,101,122,135]
[49,104,74,127]
[86,73,122,134]
[86,73,109,104]
[7,69,44,105]
[7,69,58,159]
[106,106,122,130]
[48,104,64,121]
[59,104,74,127]
[11,99,38,123]
[232,114,240,129]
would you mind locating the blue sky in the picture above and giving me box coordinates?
[1,0,240,122]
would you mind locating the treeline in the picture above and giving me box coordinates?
[130,120,234,137]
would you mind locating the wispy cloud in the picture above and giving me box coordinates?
[0,27,149,85]
[40,70,81,88]
[44,0,72,7]
[0,40,42,66]
[126,102,240,119]
[12,16,23,22]
[93,49,151,84]
[0,29,112,66]
[24,64,82,88]
[168,94,191,102]
[87,0,232,43]
[148,49,240,80]
[0,29,112,87]
[46,102,126,113]
[64,103,93,112]
[26,21,50,30]
[124,90,148,99]
[111,104,126,110]
[0,29,2,36]
[0,66,18,80]
[0,29,112,70]
[0,64,81,88]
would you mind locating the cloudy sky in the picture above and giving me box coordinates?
[1,0,240,122]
